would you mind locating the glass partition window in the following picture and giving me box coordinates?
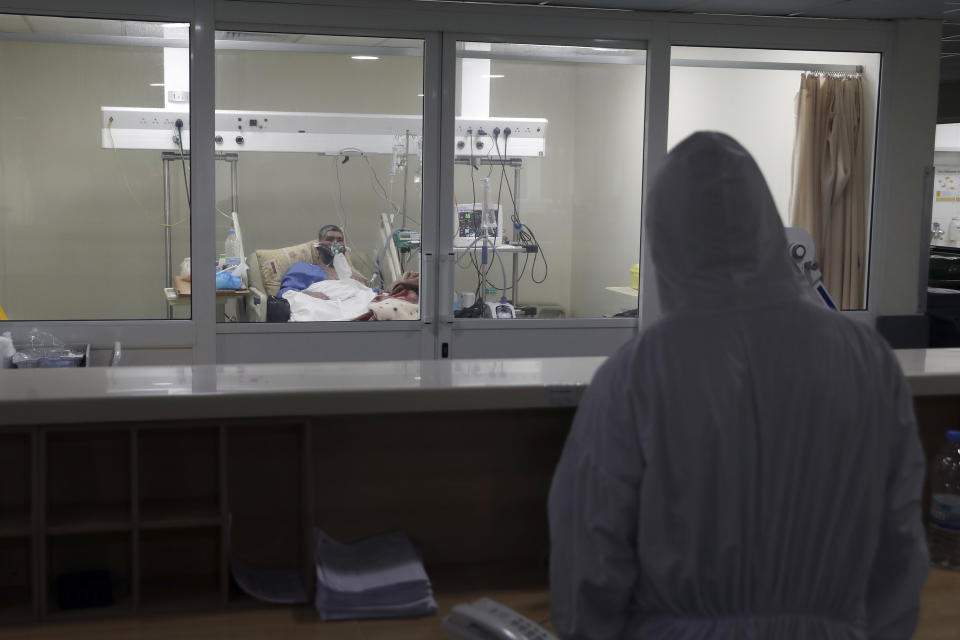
[452,42,646,320]
[0,15,190,321]
[214,33,424,323]
[931,129,960,249]
[668,46,881,311]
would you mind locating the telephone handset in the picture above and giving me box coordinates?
[442,598,558,640]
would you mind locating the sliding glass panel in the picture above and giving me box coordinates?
[213,32,424,323]
[0,16,190,322]
[451,41,646,320]
[668,46,881,311]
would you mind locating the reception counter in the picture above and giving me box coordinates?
[0,351,958,630]
[0,357,603,427]
[2,349,960,427]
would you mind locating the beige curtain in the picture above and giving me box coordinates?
[789,73,867,310]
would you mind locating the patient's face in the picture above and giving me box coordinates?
[320,230,344,247]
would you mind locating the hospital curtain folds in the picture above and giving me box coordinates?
[789,73,867,310]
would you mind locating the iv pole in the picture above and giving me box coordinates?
[161,151,239,319]
[453,155,526,306]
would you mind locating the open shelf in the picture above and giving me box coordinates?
[46,532,132,618]
[140,527,221,611]
[0,537,33,624]
[139,427,220,529]
[227,425,304,603]
[47,506,131,535]
[0,514,31,539]
[0,434,31,539]
[46,430,131,533]
[140,500,221,530]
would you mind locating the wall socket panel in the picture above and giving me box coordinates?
[102,108,547,156]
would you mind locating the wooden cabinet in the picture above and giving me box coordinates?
[0,409,573,625]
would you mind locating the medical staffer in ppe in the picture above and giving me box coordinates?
[548,132,928,640]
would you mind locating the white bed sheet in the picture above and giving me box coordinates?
[283,279,376,322]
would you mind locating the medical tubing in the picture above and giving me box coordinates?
[374,227,413,285]
[493,136,547,284]
[469,130,477,210]
[454,237,484,266]
[496,248,507,299]
[175,120,190,207]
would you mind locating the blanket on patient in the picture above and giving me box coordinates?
[283,279,376,322]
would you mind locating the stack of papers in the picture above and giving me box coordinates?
[314,529,438,621]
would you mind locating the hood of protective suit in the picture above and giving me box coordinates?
[647,132,802,313]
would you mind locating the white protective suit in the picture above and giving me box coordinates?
[548,132,928,640]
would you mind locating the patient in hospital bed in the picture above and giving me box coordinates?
[277,224,419,322]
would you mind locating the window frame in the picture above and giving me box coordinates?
[0,0,904,363]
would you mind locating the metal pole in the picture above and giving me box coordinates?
[163,157,173,319]
[513,164,521,306]
[401,130,410,227]
[918,166,935,314]
[512,253,519,307]
[230,157,238,214]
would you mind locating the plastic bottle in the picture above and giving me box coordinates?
[930,430,960,569]
[949,217,960,246]
[224,229,241,267]
[0,331,14,369]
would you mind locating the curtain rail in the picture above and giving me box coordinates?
[672,59,863,74]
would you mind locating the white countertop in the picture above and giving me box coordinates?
[0,357,604,426]
[896,348,960,396]
[1,350,959,426]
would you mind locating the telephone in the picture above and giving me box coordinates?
[442,598,558,640]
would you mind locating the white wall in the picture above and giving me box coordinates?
[668,47,881,229]
[0,41,173,321]
[571,63,645,318]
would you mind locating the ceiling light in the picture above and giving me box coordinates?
[482,74,505,78]
[150,83,165,87]
[351,55,379,60]
[417,93,424,97]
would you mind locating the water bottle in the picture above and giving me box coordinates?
[949,217,960,245]
[224,229,241,267]
[0,331,14,369]
[930,430,960,569]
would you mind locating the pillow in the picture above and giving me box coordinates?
[256,240,317,297]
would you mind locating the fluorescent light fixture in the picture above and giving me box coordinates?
[417,93,424,97]
[150,83,165,87]
[482,74,505,78]
[351,55,380,60]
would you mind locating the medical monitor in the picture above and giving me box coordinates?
[454,203,504,248]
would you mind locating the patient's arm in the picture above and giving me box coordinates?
[304,290,329,300]
[389,272,419,293]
